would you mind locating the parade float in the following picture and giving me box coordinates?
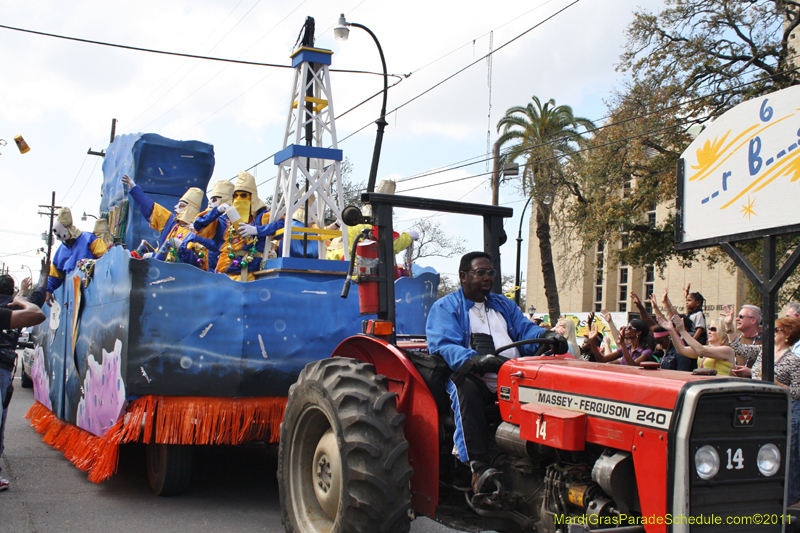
[26,42,438,495]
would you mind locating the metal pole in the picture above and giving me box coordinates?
[761,235,776,382]
[347,22,388,194]
[514,196,533,307]
[302,17,315,257]
[21,265,33,283]
[46,192,55,266]
[491,142,500,206]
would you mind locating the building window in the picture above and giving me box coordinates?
[644,265,655,314]
[647,209,656,229]
[594,242,604,312]
[618,265,629,312]
[618,237,629,312]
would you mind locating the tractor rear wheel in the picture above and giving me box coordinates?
[278,357,413,533]
[146,443,193,496]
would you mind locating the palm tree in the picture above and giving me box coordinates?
[496,96,595,319]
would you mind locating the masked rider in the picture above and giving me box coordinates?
[192,180,235,271]
[46,207,108,305]
[204,172,282,281]
[122,174,204,262]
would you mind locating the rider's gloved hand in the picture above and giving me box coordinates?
[470,354,508,375]
[540,330,569,356]
[238,222,258,237]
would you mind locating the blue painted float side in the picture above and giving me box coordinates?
[31,131,438,440]
[32,247,438,437]
[100,133,215,250]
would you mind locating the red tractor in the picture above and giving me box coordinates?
[277,193,792,533]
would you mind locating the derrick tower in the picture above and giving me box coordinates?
[269,44,346,259]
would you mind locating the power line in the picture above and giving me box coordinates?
[0,229,41,237]
[336,0,583,145]
[0,23,402,78]
[397,117,700,194]
[177,0,379,139]
[132,0,310,134]
[407,0,558,77]
[70,157,102,208]
[60,152,89,203]
[395,65,799,186]
[119,0,252,134]
[228,0,578,179]
[0,249,41,259]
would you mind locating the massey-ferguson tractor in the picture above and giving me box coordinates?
[277,192,792,533]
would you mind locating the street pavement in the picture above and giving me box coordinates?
[0,359,478,533]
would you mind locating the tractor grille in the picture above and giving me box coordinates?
[688,391,787,532]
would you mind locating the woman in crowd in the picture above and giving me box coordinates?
[771,317,800,505]
[553,317,580,358]
[595,318,654,365]
[657,315,734,376]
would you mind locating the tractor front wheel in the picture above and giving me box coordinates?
[278,357,413,533]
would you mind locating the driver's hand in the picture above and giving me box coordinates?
[470,354,507,375]
[541,330,569,355]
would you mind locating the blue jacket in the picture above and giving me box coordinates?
[426,288,546,371]
[47,233,102,292]
[128,185,178,252]
[193,206,228,269]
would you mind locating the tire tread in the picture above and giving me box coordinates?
[278,357,412,533]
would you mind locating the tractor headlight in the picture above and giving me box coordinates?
[695,445,720,480]
[757,444,781,477]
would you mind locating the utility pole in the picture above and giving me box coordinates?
[491,142,500,206]
[38,192,60,267]
[88,118,117,158]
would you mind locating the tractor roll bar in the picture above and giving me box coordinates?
[361,192,513,344]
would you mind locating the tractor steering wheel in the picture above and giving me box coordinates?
[492,337,558,358]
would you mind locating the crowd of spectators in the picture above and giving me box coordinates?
[549,286,800,505]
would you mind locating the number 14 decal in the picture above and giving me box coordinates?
[727,448,744,470]
[535,418,547,440]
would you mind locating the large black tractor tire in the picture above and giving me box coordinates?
[278,357,413,533]
[20,363,32,388]
[146,443,193,496]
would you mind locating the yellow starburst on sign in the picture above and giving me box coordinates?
[691,132,729,172]
[740,195,757,221]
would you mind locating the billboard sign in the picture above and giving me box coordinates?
[676,86,800,249]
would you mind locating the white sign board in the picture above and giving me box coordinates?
[677,85,800,248]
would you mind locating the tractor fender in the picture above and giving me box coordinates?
[332,335,439,518]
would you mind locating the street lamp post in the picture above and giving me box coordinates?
[334,14,388,194]
[514,195,534,308]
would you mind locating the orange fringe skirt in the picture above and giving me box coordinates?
[25,395,287,483]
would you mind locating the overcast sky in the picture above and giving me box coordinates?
[0,0,665,286]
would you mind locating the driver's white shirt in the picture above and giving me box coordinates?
[469,304,519,392]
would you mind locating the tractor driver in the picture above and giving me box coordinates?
[426,251,568,493]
